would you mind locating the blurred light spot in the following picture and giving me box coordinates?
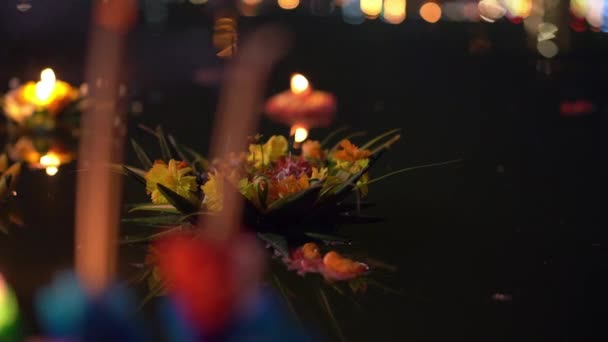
[585,0,605,29]
[0,275,19,332]
[463,2,481,21]
[279,0,300,9]
[504,0,532,18]
[342,0,365,24]
[570,0,590,18]
[16,0,32,12]
[131,101,143,115]
[292,126,309,143]
[35,68,56,104]
[360,0,382,18]
[420,2,442,23]
[383,0,406,24]
[491,293,513,302]
[189,0,208,4]
[45,166,59,176]
[8,78,20,90]
[537,40,558,58]
[119,84,127,97]
[79,83,89,96]
[478,0,506,22]
[11,191,17,197]
[570,16,588,31]
[537,22,558,41]
[290,74,310,94]
[243,0,262,5]
[443,3,464,21]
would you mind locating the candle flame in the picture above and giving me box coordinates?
[35,68,56,104]
[292,126,309,143]
[45,166,59,176]
[290,74,309,95]
[40,152,61,176]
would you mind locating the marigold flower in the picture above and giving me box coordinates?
[201,172,224,212]
[301,242,321,260]
[268,174,310,203]
[322,251,368,281]
[145,159,198,204]
[247,135,288,167]
[332,139,371,162]
[302,140,324,160]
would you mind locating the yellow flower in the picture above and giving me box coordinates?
[248,135,288,167]
[335,158,369,175]
[311,167,328,181]
[302,140,323,159]
[332,139,371,162]
[201,172,224,212]
[145,160,198,204]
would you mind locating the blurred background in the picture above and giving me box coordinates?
[1,0,607,340]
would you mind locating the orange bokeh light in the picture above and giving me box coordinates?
[278,0,300,10]
[383,0,407,24]
[420,2,442,23]
[360,0,383,18]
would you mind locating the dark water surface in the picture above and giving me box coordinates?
[2,2,608,341]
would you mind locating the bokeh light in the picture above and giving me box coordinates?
[292,126,309,143]
[504,0,532,19]
[383,0,407,24]
[420,2,442,23]
[290,74,310,94]
[537,40,559,58]
[360,0,382,18]
[0,275,18,333]
[342,0,365,24]
[278,0,300,10]
[478,0,507,22]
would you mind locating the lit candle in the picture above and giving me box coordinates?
[35,68,57,105]
[291,124,309,143]
[290,73,310,95]
[40,152,61,176]
[265,73,336,135]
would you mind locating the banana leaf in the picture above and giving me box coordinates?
[156,183,199,217]
[258,233,289,257]
[155,126,173,162]
[128,204,180,214]
[131,139,153,169]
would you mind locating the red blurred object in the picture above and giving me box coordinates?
[94,0,138,33]
[265,75,336,129]
[560,100,595,117]
[156,235,235,333]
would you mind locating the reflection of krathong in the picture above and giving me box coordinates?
[265,73,336,142]
[2,68,82,132]
[7,136,75,177]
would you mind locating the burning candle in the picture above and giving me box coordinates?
[265,73,336,141]
[35,68,57,105]
[40,152,61,176]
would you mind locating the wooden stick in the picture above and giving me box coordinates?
[202,27,289,243]
[74,0,136,294]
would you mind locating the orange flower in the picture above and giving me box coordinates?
[302,140,323,159]
[268,174,310,203]
[301,242,321,260]
[322,251,368,278]
[332,140,371,162]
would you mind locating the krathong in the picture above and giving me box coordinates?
[120,126,458,304]
[1,68,84,133]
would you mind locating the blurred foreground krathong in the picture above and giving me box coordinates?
[119,125,460,318]
[1,68,84,134]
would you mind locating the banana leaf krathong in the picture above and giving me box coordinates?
[119,125,460,339]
